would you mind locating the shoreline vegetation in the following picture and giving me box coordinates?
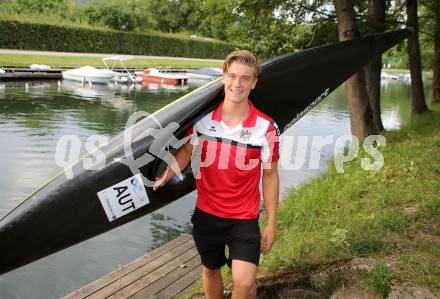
[0,53,433,82]
[0,18,236,60]
[187,103,440,298]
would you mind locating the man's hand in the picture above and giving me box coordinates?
[152,167,169,191]
[261,224,276,253]
[261,162,279,254]
[152,142,193,191]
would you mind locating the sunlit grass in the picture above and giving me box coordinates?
[0,54,223,68]
[363,261,398,297]
[260,108,440,292]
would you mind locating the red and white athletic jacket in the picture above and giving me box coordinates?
[189,100,279,219]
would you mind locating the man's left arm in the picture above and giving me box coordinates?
[261,162,279,253]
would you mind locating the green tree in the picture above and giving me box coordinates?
[126,0,157,32]
[8,0,70,13]
[186,0,238,41]
[225,0,338,58]
[80,0,135,31]
[6,0,76,19]
[421,0,440,103]
[365,0,386,131]
[406,0,428,114]
[147,0,181,32]
[75,0,157,32]
[333,0,377,140]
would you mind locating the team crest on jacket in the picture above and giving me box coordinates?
[240,129,252,141]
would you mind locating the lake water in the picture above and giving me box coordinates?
[0,78,432,298]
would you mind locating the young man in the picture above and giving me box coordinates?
[153,50,279,299]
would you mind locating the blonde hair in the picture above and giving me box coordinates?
[223,50,260,78]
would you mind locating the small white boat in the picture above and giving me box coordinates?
[396,73,411,82]
[381,71,411,83]
[103,56,142,84]
[29,64,51,71]
[62,66,116,84]
[381,72,398,80]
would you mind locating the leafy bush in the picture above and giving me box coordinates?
[0,20,236,59]
[80,4,134,31]
[4,0,76,20]
[77,0,158,32]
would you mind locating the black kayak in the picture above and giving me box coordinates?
[0,29,409,275]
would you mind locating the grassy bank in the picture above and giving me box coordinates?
[260,103,440,296]
[0,54,223,69]
[187,104,440,298]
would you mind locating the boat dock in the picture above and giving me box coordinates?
[0,68,63,80]
[63,234,202,299]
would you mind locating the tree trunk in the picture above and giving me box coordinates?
[406,0,428,113]
[433,1,440,103]
[333,0,377,140]
[365,0,386,131]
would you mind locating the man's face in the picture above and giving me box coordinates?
[222,62,257,104]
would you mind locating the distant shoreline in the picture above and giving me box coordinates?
[0,50,224,69]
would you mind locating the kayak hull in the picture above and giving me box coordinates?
[0,29,409,275]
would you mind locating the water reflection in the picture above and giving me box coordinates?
[150,213,192,249]
[61,80,117,100]
[141,81,190,92]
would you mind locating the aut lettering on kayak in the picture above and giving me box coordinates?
[97,174,150,222]
[114,185,136,212]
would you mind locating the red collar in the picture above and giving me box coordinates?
[211,100,257,128]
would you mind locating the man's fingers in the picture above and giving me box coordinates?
[152,176,163,191]
[261,237,269,253]
[261,233,276,253]
[261,241,271,253]
[153,167,172,191]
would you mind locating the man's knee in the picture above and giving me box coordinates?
[203,266,221,278]
[231,260,257,296]
[233,277,256,293]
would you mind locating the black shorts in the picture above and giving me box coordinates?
[191,208,261,269]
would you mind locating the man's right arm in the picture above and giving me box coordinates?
[153,142,193,190]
